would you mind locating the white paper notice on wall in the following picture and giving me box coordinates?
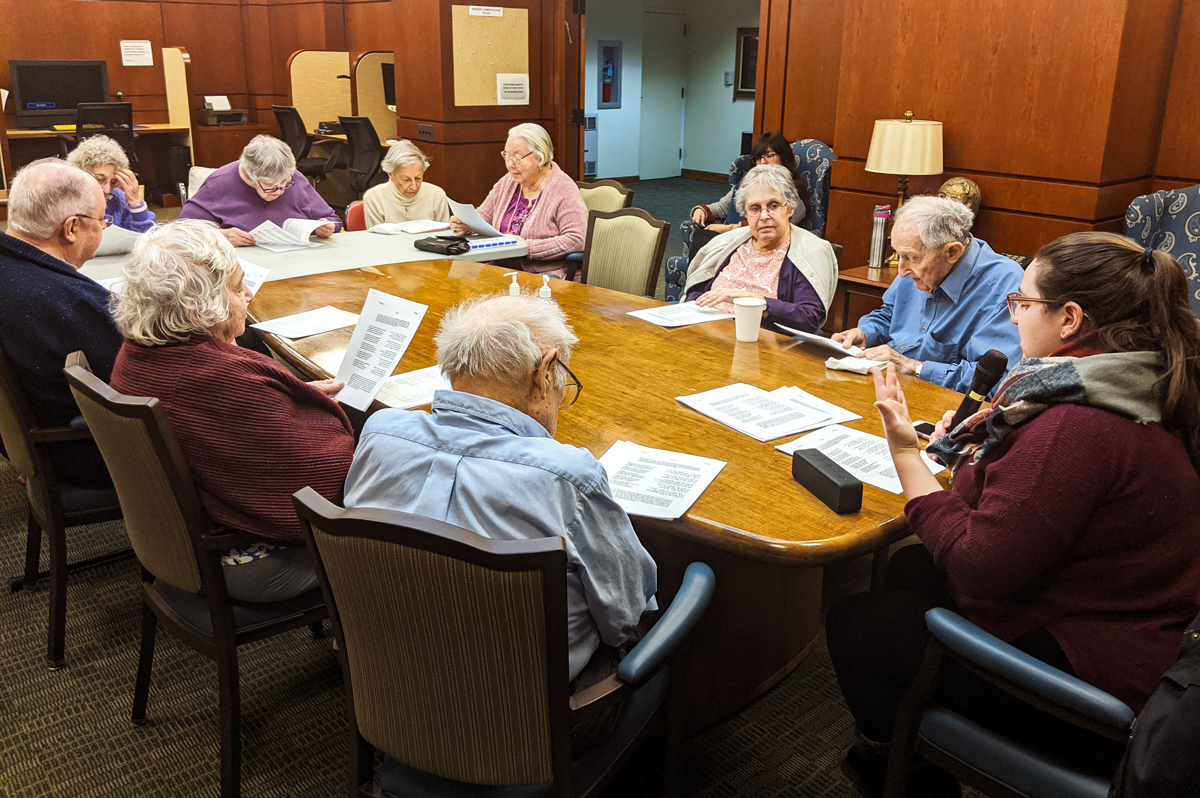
[120,41,154,67]
[497,73,530,106]
[469,5,504,16]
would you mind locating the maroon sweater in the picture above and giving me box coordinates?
[907,403,1200,712]
[111,337,355,543]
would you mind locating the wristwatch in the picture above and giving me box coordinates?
[914,361,925,378]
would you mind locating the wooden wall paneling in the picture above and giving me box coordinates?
[241,2,277,124]
[1099,0,1182,184]
[345,1,397,55]
[779,0,843,145]
[324,2,348,51]
[162,3,250,124]
[755,0,790,136]
[268,3,337,102]
[543,0,582,179]
[833,0,1126,183]
[438,140,515,206]
[392,0,447,119]
[192,124,273,167]
[1156,0,1200,184]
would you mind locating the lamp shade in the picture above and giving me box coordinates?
[864,117,943,176]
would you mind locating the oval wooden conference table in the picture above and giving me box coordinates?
[249,258,960,731]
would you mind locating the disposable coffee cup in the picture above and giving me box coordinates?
[732,297,767,342]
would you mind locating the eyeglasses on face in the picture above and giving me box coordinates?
[74,213,114,228]
[1006,292,1061,319]
[554,358,583,410]
[501,150,536,165]
[257,179,295,195]
[745,201,786,218]
[755,151,778,163]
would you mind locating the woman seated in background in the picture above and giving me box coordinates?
[827,232,1200,796]
[448,122,587,277]
[684,164,836,334]
[362,139,450,227]
[690,131,806,234]
[67,135,156,233]
[179,135,341,248]
[109,220,356,602]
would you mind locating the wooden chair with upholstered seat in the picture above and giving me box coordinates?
[575,179,634,214]
[64,352,327,798]
[0,346,124,669]
[293,487,715,798]
[575,208,670,297]
[346,199,367,232]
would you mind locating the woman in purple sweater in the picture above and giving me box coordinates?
[66,135,156,233]
[827,232,1200,796]
[179,135,341,248]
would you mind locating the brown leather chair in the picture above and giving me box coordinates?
[293,486,715,798]
[0,346,123,669]
[64,352,327,798]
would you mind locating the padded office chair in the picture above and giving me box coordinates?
[0,347,124,669]
[346,200,367,232]
[185,166,218,202]
[882,608,1132,798]
[65,353,327,798]
[294,487,715,798]
[664,138,835,302]
[576,179,635,213]
[1124,183,1200,318]
[272,105,333,185]
[338,116,388,195]
[576,208,670,296]
[57,102,138,162]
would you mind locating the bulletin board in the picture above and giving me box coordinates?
[451,5,529,107]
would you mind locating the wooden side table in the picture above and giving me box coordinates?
[824,265,900,334]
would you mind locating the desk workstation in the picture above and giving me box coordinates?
[246,256,960,731]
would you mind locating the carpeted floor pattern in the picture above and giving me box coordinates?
[0,456,976,797]
[626,176,723,301]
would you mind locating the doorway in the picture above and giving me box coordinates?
[638,11,686,180]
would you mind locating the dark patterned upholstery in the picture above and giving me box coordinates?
[664,138,835,302]
[1124,184,1200,317]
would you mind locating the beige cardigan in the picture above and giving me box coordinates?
[362,180,451,227]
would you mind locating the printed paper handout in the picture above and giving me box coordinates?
[250,218,332,252]
[676,383,831,442]
[332,290,429,411]
[599,440,726,520]
[628,301,735,328]
[775,425,944,495]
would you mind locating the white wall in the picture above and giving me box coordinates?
[583,0,643,178]
[583,0,758,179]
[680,0,760,175]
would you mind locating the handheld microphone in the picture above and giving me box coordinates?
[950,349,1009,429]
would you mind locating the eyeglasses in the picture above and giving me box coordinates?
[501,150,536,165]
[755,151,778,163]
[745,201,786,218]
[1006,292,1061,319]
[555,358,583,410]
[257,179,295,196]
[74,213,113,228]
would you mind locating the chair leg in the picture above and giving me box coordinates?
[45,519,68,669]
[20,508,42,592]
[217,642,242,798]
[131,603,157,724]
[664,674,686,798]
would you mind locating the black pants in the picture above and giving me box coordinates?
[826,545,1124,770]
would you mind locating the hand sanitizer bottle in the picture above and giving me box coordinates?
[506,272,520,296]
[539,274,553,300]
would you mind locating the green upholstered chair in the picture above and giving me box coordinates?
[65,352,326,798]
[293,487,715,798]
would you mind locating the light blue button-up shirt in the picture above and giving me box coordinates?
[343,390,658,680]
[857,236,1024,393]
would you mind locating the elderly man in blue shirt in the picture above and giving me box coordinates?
[832,195,1023,392]
[343,293,658,715]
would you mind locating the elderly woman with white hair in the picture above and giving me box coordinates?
[108,219,355,601]
[685,164,837,334]
[179,134,341,248]
[448,122,588,277]
[66,135,156,233]
[362,139,449,227]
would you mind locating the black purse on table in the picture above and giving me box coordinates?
[414,235,471,256]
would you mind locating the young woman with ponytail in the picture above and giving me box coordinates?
[826,232,1200,797]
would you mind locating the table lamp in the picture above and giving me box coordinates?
[865,111,943,266]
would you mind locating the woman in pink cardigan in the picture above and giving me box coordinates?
[450,123,587,277]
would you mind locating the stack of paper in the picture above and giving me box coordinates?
[332,289,429,411]
[676,383,833,442]
[771,386,861,431]
[627,301,734,328]
[239,260,270,295]
[250,218,330,252]
[250,306,360,338]
[370,220,451,235]
[375,366,450,409]
[775,425,944,495]
[599,441,726,520]
[94,225,143,257]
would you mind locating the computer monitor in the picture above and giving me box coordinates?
[9,60,109,129]
[382,62,395,109]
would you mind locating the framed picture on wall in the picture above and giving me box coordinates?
[734,27,758,100]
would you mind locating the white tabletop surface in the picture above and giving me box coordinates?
[80,230,528,283]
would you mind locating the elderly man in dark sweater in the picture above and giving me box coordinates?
[0,158,122,486]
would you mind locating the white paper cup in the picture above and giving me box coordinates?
[732,297,767,342]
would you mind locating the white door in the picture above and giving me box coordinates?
[638,12,686,180]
